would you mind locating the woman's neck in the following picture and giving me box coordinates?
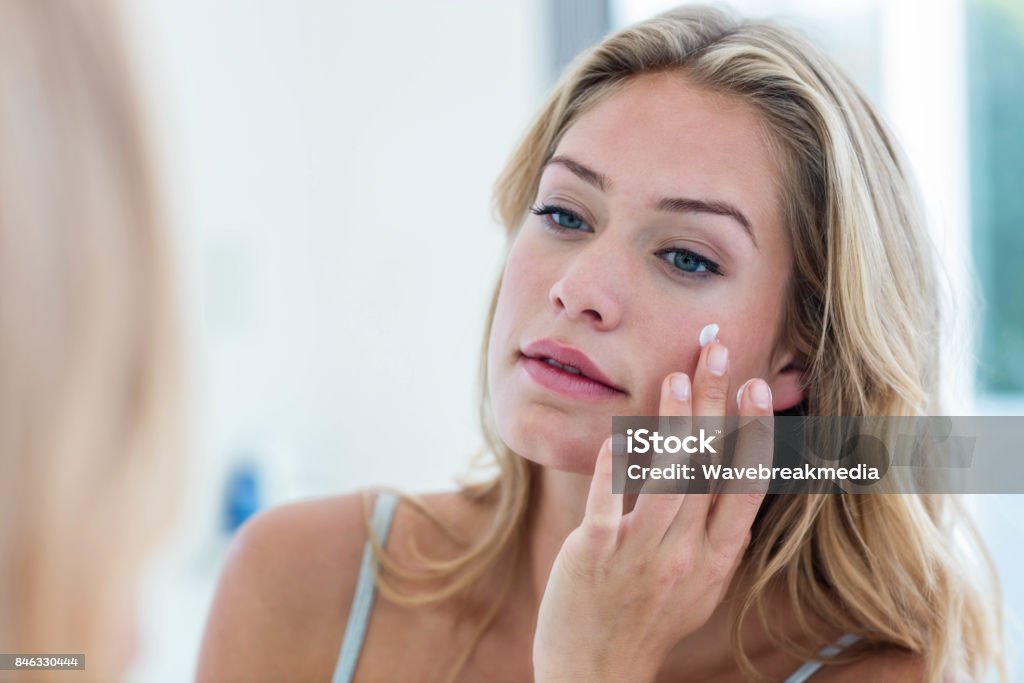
[520,463,590,607]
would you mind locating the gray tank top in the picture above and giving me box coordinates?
[332,492,860,682]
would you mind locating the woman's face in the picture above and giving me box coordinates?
[487,72,801,474]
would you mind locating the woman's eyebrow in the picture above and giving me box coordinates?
[656,197,757,248]
[547,154,610,191]
[545,154,758,248]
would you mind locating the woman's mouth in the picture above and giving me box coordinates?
[519,339,626,400]
[541,357,584,375]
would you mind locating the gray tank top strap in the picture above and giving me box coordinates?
[332,491,400,683]
[783,632,862,683]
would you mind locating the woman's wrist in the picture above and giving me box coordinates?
[535,665,659,683]
[533,647,666,683]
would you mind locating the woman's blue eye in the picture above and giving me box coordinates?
[553,212,583,230]
[658,248,722,276]
[530,204,590,232]
[530,203,722,278]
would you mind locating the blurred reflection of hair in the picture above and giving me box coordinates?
[0,1,183,680]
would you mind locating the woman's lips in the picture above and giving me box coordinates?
[520,356,625,399]
[519,338,626,400]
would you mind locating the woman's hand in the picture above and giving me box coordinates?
[532,341,775,683]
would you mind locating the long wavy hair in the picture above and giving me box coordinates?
[363,5,1004,682]
[0,1,183,680]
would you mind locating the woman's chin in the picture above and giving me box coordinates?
[491,395,612,474]
[501,425,605,475]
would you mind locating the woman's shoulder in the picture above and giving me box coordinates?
[196,487,479,682]
[224,486,488,589]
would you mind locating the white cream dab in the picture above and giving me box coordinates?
[698,323,719,347]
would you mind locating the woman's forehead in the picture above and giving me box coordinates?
[544,73,784,243]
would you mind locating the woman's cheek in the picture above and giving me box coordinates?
[505,234,551,300]
[492,241,544,334]
[638,338,702,408]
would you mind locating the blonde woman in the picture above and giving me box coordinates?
[199,5,1003,682]
[0,1,183,681]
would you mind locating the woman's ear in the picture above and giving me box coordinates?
[767,354,808,412]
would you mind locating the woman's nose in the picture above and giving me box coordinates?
[547,242,628,330]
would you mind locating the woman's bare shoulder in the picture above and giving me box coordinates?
[195,488,478,682]
[195,491,371,681]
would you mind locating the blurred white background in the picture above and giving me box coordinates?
[121,1,546,679]
[116,1,1022,680]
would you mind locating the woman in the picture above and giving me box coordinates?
[0,1,183,680]
[198,5,1003,682]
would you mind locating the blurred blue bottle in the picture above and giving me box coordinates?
[224,458,262,533]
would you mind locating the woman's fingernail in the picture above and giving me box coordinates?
[707,344,729,376]
[670,373,690,401]
[736,380,752,410]
[698,323,719,347]
[750,379,772,410]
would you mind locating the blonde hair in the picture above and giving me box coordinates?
[365,5,1004,681]
[0,1,183,679]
